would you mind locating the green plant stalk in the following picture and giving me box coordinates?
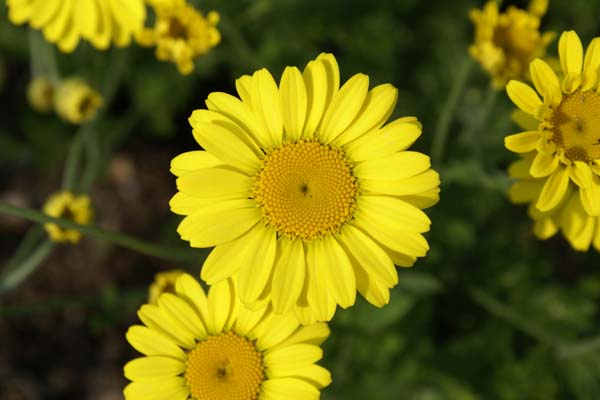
[468,287,563,346]
[430,58,474,165]
[2,226,44,275]
[0,202,206,263]
[0,240,54,294]
[557,335,600,359]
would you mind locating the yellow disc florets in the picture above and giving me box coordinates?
[185,332,264,400]
[253,140,359,241]
[550,90,600,162]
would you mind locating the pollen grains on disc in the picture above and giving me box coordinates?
[253,140,359,241]
[185,332,265,400]
[550,90,600,162]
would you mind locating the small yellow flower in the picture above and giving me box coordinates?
[54,78,103,124]
[148,269,184,304]
[170,53,440,323]
[124,273,331,400]
[6,0,146,52]
[469,0,555,88]
[27,76,54,113]
[42,191,93,244]
[137,0,220,75]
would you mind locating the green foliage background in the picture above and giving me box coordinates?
[2,0,600,399]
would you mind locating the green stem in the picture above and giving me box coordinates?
[0,202,206,263]
[0,241,55,294]
[461,85,498,147]
[468,287,563,346]
[2,226,44,274]
[430,58,473,165]
[557,335,600,359]
[61,127,86,191]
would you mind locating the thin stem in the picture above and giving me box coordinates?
[61,127,86,191]
[0,241,55,294]
[461,85,498,147]
[2,226,44,274]
[468,287,563,346]
[557,335,600,359]
[430,58,474,165]
[0,202,206,263]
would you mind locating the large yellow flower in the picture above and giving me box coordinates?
[124,273,331,400]
[505,31,600,229]
[136,0,220,75]
[6,0,146,52]
[170,53,440,323]
[469,0,554,88]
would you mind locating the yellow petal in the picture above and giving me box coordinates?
[533,217,559,239]
[201,234,254,284]
[569,161,593,188]
[580,175,600,216]
[316,53,340,110]
[193,122,261,175]
[361,170,440,197]
[279,323,330,347]
[138,304,195,349]
[267,364,331,389]
[74,0,99,39]
[280,66,307,142]
[251,68,283,149]
[504,131,541,153]
[30,0,61,29]
[261,377,320,400]
[344,117,422,161]
[206,279,234,334]
[354,151,430,181]
[508,181,544,204]
[530,59,561,104]
[271,238,305,315]
[506,80,542,116]
[174,274,209,324]
[302,60,328,138]
[124,356,185,381]
[536,167,570,212]
[559,30,583,76]
[356,195,431,233]
[170,151,222,177]
[333,84,398,146]
[169,192,214,215]
[237,225,277,307]
[158,293,206,339]
[319,73,369,143]
[316,236,356,308]
[305,241,336,322]
[124,377,187,400]
[264,344,322,371]
[352,258,390,307]
[338,224,397,287]
[176,167,252,199]
[177,199,260,247]
[582,38,600,90]
[529,152,559,178]
[255,312,299,350]
[125,325,185,360]
[234,302,270,337]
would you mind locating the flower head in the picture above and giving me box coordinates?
[148,269,184,304]
[27,76,54,113]
[469,0,555,88]
[54,78,103,124]
[170,53,440,322]
[124,273,331,400]
[6,0,146,52]
[505,31,600,222]
[42,191,93,244]
[137,0,220,75]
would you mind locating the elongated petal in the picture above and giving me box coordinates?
[530,152,559,178]
[530,59,561,103]
[272,238,305,314]
[237,225,277,307]
[559,30,583,76]
[255,312,300,350]
[569,161,593,188]
[302,60,328,138]
[251,68,283,149]
[506,80,542,115]
[261,377,320,400]
[357,195,431,233]
[206,279,234,334]
[124,377,187,400]
[124,357,185,380]
[536,167,570,211]
[280,66,307,141]
[174,274,209,324]
[176,167,252,199]
[315,236,356,308]
[170,151,222,176]
[581,175,600,216]
[361,169,440,197]
[582,38,600,90]
[319,73,369,143]
[305,242,336,322]
[354,151,430,181]
[158,294,206,339]
[125,326,185,360]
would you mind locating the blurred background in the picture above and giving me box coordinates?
[1,0,600,398]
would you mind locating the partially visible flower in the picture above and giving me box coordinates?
[27,76,54,113]
[148,269,184,304]
[124,273,331,400]
[137,0,220,75]
[469,0,555,88]
[6,0,147,52]
[54,78,103,124]
[43,191,93,244]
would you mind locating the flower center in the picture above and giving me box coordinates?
[550,90,600,162]
[168,17,188,40]
[253,140,359,241]
[185,332,264,400]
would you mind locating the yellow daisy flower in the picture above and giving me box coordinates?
[42,191,93,244]
[6,0,146,52]
[124,273,331,400]
[148,269,184,304]
[136,0,220,75]
[54,78,103,124]
[469,0,555,88]
[170,53,440,323]
[505,31,600,223]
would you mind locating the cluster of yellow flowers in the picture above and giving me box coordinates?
[13,0,600,398]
